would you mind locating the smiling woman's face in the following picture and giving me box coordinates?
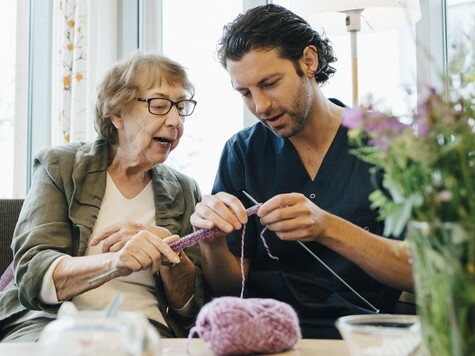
[111,76,190,168]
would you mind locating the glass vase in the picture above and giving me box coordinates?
[408,221,475,356]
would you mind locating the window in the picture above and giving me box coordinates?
[5,0,470,198]
[159,0,419,193]
[446,0,475,62]
[159,0,246,194]
[274,1,418,115]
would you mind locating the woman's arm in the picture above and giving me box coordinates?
[159,252,197,308]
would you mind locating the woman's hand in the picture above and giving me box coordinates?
[89,222,173,253]
[112,232,182,275]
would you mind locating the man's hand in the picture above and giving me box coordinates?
[257,193,327,242]
[190,192,248,242]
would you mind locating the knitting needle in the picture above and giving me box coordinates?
[88,267,121,284]
[104,293,124,318]
[241,190,379,313]
[88,204,261,284]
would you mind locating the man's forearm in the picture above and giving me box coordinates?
[320,213,414,291]
[199,237,246,296]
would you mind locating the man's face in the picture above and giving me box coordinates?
[227,48,314,138]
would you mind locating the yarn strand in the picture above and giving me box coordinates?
[240,224,279,298]
[240,225,246,298]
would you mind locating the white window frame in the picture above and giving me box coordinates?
[14,0,30,197]
[416,0,448,93]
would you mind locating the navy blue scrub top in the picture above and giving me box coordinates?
[211,98,402,339]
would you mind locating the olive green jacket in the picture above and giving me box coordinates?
[0,139,205,338]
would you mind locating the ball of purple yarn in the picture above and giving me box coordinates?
[194,297,301,355]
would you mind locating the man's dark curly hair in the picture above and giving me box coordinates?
[216,4,337,85]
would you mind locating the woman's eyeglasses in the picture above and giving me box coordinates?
[136,97,197,117]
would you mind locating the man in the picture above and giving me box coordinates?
[191,4,413,338]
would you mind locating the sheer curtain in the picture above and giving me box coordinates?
[52,0,88,144]
[52,0,118,145]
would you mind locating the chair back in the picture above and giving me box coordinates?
[0,199,24,274]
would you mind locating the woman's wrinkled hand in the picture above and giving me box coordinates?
[89,222,173,253]
[113,233,182,275]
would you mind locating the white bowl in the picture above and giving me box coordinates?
[336,314,422,356]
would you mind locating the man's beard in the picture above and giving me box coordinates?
[264,81,312,138]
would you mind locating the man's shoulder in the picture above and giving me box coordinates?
[230,121,265,138]
[329,97,347,108]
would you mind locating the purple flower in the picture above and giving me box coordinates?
[369,135,392,152]
[364,113,406,134]
[342,106,409,151]
[342,107,364,129]
[343,107,407,134]
[416,119,430,137]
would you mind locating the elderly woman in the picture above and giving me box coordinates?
[0,51,205,341]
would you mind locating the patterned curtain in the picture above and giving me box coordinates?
[52,0,88,144]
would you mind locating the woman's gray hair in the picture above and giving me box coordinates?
[95,50,194,144]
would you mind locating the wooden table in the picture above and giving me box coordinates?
[0,338,350,355]
[164,338,350,355]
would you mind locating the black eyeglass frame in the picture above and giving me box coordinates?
[136,97,197,117]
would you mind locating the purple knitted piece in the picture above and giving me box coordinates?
[0,263,13,291]
[169,204,260,252]
[191,296,301,355]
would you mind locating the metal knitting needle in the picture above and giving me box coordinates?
[242,190,379,313]
[88,267,121,284]
[104,293,124,318]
